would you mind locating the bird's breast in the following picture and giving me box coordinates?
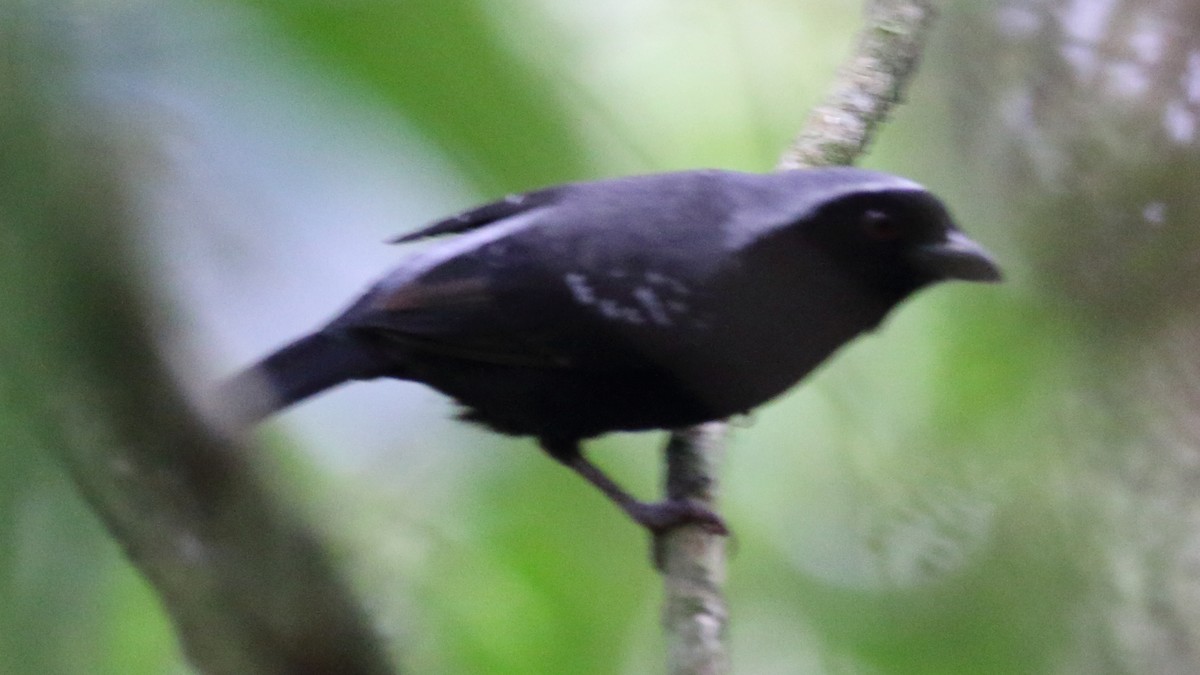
[660,261,892,417]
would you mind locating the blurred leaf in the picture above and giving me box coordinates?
[230,0,592,193]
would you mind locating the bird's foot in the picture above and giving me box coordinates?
[625,498,729,536]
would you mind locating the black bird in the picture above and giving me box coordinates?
[221,168,1001,534]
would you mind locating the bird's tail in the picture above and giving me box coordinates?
[216,331,393,427]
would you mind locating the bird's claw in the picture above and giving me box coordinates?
[627,498,728,536]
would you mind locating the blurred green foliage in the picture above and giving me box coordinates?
[7,0,1196,673]
[233,0,592,193]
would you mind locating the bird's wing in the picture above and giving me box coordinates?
[341,240,711,371]
[347,270,574,368]
[390,187,561,243]
[343,275,596,369]
[344,172,737,370]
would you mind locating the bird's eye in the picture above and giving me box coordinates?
[860,209,902,241]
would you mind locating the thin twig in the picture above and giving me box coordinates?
[658,2,939,673]
[660,424,731,675]
[781,0,938,171]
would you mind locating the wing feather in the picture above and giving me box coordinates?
[390,187,560,243]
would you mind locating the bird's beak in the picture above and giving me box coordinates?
[913,230,1003,283]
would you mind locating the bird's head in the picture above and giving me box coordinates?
[794,170,1001,301]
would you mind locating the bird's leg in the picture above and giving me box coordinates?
[541,440,728,536]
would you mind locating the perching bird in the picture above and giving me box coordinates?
[221,167,1001,534]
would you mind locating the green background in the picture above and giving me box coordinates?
[3,0,1195,672]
